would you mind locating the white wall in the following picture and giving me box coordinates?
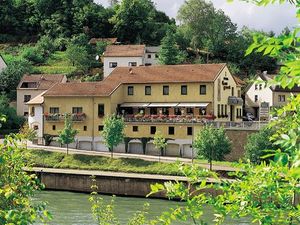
[0,56,7,73]
[103,56,144,77]
[17,90,44,116]
[28,105,43,138]
[245,76,273,108]
[144,53,159,65]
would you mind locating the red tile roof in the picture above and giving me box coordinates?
[89,38,118,45]
[44,64,226,97]
[103,45,145,57]
[17,74,65,90]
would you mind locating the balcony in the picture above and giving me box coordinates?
[71,113,86,122]
[44,113,86,122]
[123,114,215,124]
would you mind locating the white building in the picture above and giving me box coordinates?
[103,45,160,77]
[0,55,7,73]
[26,92,45,143]
[245,72,300,120]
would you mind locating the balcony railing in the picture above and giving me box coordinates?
[44,113,86,122]
[123,114,215,124]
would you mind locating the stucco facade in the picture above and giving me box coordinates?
[30,64,243,156]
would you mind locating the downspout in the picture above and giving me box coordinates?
[92,97,95,151]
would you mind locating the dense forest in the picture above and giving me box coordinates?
[0,0,285,105]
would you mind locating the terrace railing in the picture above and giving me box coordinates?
[44,113,86,122]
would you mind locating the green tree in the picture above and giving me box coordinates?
[66,44,91,72]
[58,113,78,155]
[193,125,231,170]
[36,35,56,57]
[19,122,37,150]
[159,27,186,65]
[0,134,50,224]
[0,59,32,100]
[0,94,24,131]
[153,131,167,157]
[21,46,45,64]
[244,127,275,164]
[101,115,125,158]
[110,0,173,45]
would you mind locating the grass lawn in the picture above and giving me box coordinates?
[33,51,76,74]
[26,149,184,176]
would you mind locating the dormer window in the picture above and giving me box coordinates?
[20,82,38,88]
[109,62,118,68]
[128,62,137,67]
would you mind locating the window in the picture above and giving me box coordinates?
[50,107,59,114]
[98,104,105,117]
[147,54,151,58]
[231,87,234,96]
[150,108,157,115]
[145,86,151,95]
[175,108,181,115]
[83,126,87,131]
[236,108,239,118]
[24,112,29,116]
[162,107,169,115]
[187,127,193,136]
[259,84,262,90]
[128,86,134,95]
[128,62,137,67]
[24,95,31,103]
[186,108,193,114]
[31,106,35,116]
[181,85,187,95]
[168,127,175,135]
[72,107,83,114]
[98,125,104,131]
[238,90,241,97]
[33,125,38,130]
[224,105,227,116]
[155,54,159,58]
[279,95,286,102]
[52,125,56,131]
[150,126,156,135]
[163,85,169,95]
[109,62,117,68]
[254,95,258,102]
[217,104,220,117]
[133,126,138,132]
[255,84,258,90]
[200,85,206,95]
[221,104,224,115]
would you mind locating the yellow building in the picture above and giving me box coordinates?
[28,63,243,157]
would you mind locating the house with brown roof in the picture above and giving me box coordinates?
[103,45,160,76]
[89,37,118,45]
[245,71,300,120]
[17,74,67,116]
[29,64,243,156]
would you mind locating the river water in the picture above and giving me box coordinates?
[34,191,251,225]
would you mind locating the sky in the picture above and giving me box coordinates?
[94,0,298,34]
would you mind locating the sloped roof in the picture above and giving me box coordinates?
[103,45,145,57]
[26,91,46,105]
[44,64,226,97]
[17,74,65,90]
[260,73,300,92]
[89,38,118,45]
[233,75,246,86]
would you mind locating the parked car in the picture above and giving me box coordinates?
[243,112,255,121]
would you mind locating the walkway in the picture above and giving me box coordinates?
[27,143,239,172]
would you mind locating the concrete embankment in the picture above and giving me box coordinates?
[26,167,226,198]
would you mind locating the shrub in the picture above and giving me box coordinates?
[21,46,45,64]
[244,127,275,164]
[54,37,69,51]
[36,35,56,57]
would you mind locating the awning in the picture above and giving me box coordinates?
[177,103,209,107]
[120,103,150,107]
[148,103,179,107]
[228,96,243,106]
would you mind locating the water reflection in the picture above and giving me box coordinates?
[34,191,250,225]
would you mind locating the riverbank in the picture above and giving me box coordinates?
[26,167,233,198]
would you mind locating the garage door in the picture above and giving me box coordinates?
[182,144,196,158]
[95,141,109,152]
[129,142,143,154]
[78,141,92,151]
[146,143,159,156]
[165,144,180,157]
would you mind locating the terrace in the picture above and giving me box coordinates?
[44,113,86,122]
